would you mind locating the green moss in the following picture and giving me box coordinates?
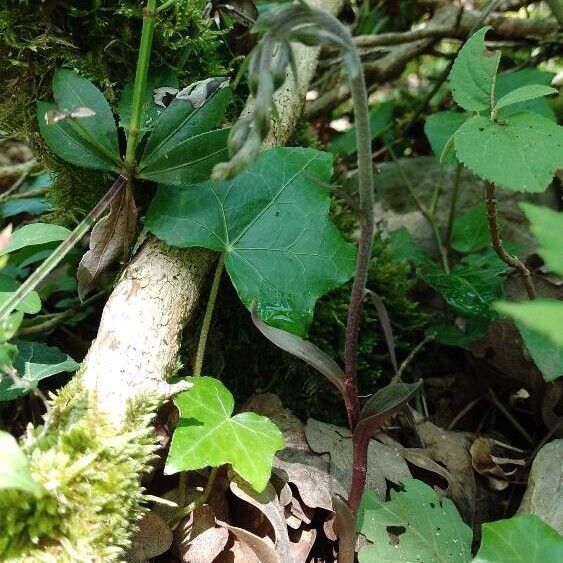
[0,376,160,562]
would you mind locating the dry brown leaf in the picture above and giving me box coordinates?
[305,418,411,500]
[127,510,173,562]
[77,185,137,299]
[470,437,526,491]
[289,527,317,563]
[175,505,229,563]
[217,520,279,563]
[245,394,334,511]
[230,479,293,562]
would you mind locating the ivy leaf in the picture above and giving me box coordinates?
[138,87,231,186]
[0,223,70,257]
[0,430,43,496]
[37,69,120,171]
[454,113,563,193]
[449,27,500,112]
[515,321,563,382]
[147,147,356,336]
[519,203,563,276]
[420,252,506,319]
[495,299,563,347]
[0,274,41,315]
[474,514,563,563]
[424,111,467,164]
[495,69,556,120]
[329,101,394,155]
[165,377,284,492]
[357,479,472,563]
[451,203,490,253]
[119,70,178,136]
[494,85,556,112]
[0,341,79,402]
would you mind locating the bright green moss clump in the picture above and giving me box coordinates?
[0,376,160,562]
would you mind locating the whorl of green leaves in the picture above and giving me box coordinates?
[213,1,359,179]
[0,376,160,562]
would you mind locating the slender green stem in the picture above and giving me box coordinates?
[125,0,157,169]
[193,255,224,377]
[387,142,450,273]
[445,162,462,255]
[0,175,127,322]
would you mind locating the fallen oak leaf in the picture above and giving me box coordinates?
[77,185,137,300]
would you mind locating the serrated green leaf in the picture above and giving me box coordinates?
[424,111,467,164]
[473,514,563,563]
[329,101,394,155]
[38,69,120,171]
[0,341,79,402]
[520,203,563,276]
[454,113,563,192]
[165,377,284,492]
[420,252,506,319]
[138,87,231,185]
[0,431,43,496]
[119,70,178,135]
[495,70,556,120]
[452,203,490,253]
[495,299,563,347]
[495,85,556,111]
[147,147,356,335]
[515,321,563,382]
[138,128,230,186]
[0,223,70,257]
[357,479,472,563]
[0,275,41,315]
[449,27,500,112]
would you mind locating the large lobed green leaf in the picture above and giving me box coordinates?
[147,147,357,336]
[474,514,563,563]
[37,69,120,171]
[165,377,284,492]
[454,113,563,193]
[357,479,472,563]
[449,27,500,112]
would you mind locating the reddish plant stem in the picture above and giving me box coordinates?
[485,183,536,300]
[348,428,370,514]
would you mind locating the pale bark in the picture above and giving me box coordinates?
[80,0,344,426]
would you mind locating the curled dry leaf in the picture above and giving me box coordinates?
[77,185,137,300]
[230,479,293,562]
[127,510,173,562]
[217,520,279,563]
[470,437,526,491]
[245,394,334,512]
[289,527,317,563]
[175,504,229,563]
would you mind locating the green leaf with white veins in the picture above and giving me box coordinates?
[165,377,284,492]
[474,514,563,563]
[38,69,120,171]
[357,479,472,563]
[147,147,357,336]
[449,27,500,112]
[454,113,563,192]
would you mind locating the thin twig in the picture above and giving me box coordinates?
[485,183,536,300]
[393,334,435,382]
[488,388,534,445]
